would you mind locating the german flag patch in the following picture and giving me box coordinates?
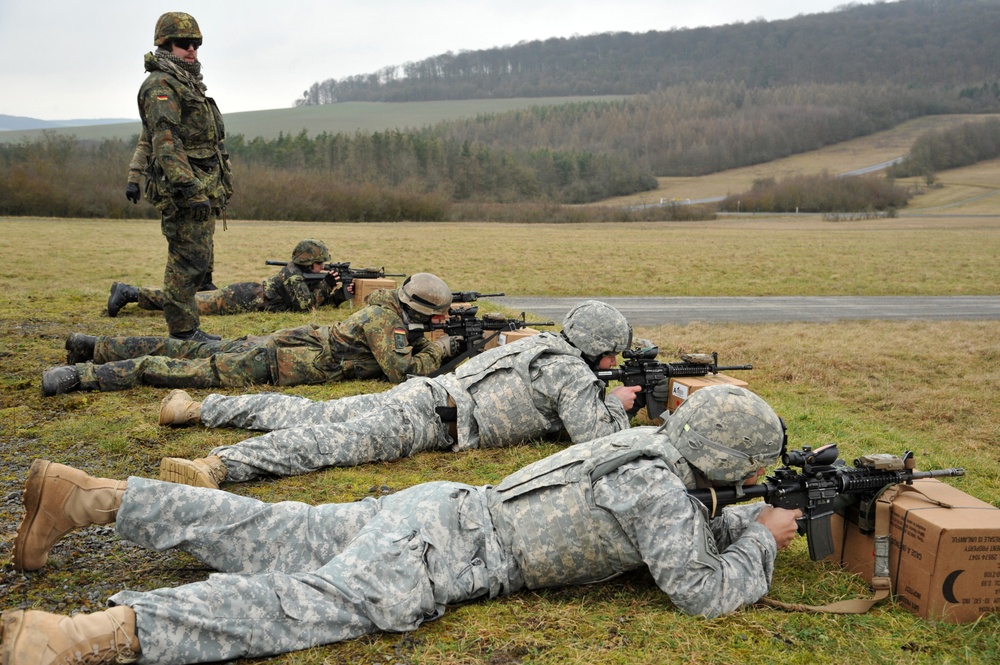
[156,95,169,101]
[393,327,407,351]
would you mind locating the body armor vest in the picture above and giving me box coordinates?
[454,333,582,448]
[488,427,690,589]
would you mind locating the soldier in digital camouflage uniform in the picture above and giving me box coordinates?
[132,12,235,342]
[155,300,642,489]
[2,385,803,664]
[39,274,457,396]
[105,239,348,318]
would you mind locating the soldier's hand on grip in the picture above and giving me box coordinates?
[756,506,802,550]
[434,335,463,358]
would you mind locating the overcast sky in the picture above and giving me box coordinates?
[1,0,868,121]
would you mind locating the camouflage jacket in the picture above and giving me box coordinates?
[434,332,630,449]
[328,289,444,382]
[262,263,346,312]
[136,51,234,210]
[488,426,776,617]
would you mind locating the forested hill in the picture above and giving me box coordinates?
[297,0,1000,105]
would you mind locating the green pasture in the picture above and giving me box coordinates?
[1,216,998,664]
[0,96,632,144]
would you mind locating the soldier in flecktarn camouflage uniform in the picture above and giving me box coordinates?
[39,274,455,396]
[129,12,235,342]
[106,239,348,318]
[2,386,803,664]
[154,301,642,490]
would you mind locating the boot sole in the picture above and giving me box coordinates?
[0,610,26,665]
[12,460,50,572]
[160,458,218,488]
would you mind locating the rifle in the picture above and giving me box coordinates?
[688,444,965,560]
[265,260,405,302]
[425,305,555,377]
[452,291,505,303]
[594,341,753,420]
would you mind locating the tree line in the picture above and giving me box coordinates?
[887,118,1000,179]
[297,0,1000,105]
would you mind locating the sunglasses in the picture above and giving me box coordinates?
[173,39,202,50]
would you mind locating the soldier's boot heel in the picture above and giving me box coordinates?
[159,456,227,489]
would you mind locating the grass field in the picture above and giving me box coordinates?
[1,212,998,664]
[598,114,1000,209]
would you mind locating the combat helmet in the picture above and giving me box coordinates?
[290,239,331,266]
[154,12,202,46]
[664,385,784,485]
[398,273,452,317]
[561,300,632,361]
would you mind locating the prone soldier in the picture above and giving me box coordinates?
[41,274,457,395]
[1,386,800,664]
[107,239,351,317]
[154,300,642,488]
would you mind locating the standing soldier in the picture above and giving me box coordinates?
[106,239,349,317]
[133,12,234,342]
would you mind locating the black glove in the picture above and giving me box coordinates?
[651,378,672,404]
[324,271,341,288]
[125,182,140,204]
[190,200,211,222]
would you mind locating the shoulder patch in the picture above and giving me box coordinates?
[156,94,169,101]
[393,327,408,351]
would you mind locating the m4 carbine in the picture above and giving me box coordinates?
[594,341,753,420]
[424,305,555,377]
[688,444,965,560]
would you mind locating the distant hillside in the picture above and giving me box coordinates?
[0,114,135,132]
[299,0,1000,105]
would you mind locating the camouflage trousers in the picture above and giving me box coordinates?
[161,207,216,335]
[137,282,265,316]
[77,326,341,392]
[200,383,409,431]
[108,477,517,664]
[207,378,454,482]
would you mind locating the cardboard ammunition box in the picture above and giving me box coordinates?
[352,278,398,308]
[828,479,1000,623]
[482,326,542,350]
[665,374,749,414]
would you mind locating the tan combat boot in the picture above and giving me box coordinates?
[13,460,126,572]
[158,389,202,426]
[159,456,228,489]
[0,605,140,664]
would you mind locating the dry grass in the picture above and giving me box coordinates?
[1,216,999,664]
[598,114,1000,209]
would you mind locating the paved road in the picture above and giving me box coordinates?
[492,296,1000,326]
